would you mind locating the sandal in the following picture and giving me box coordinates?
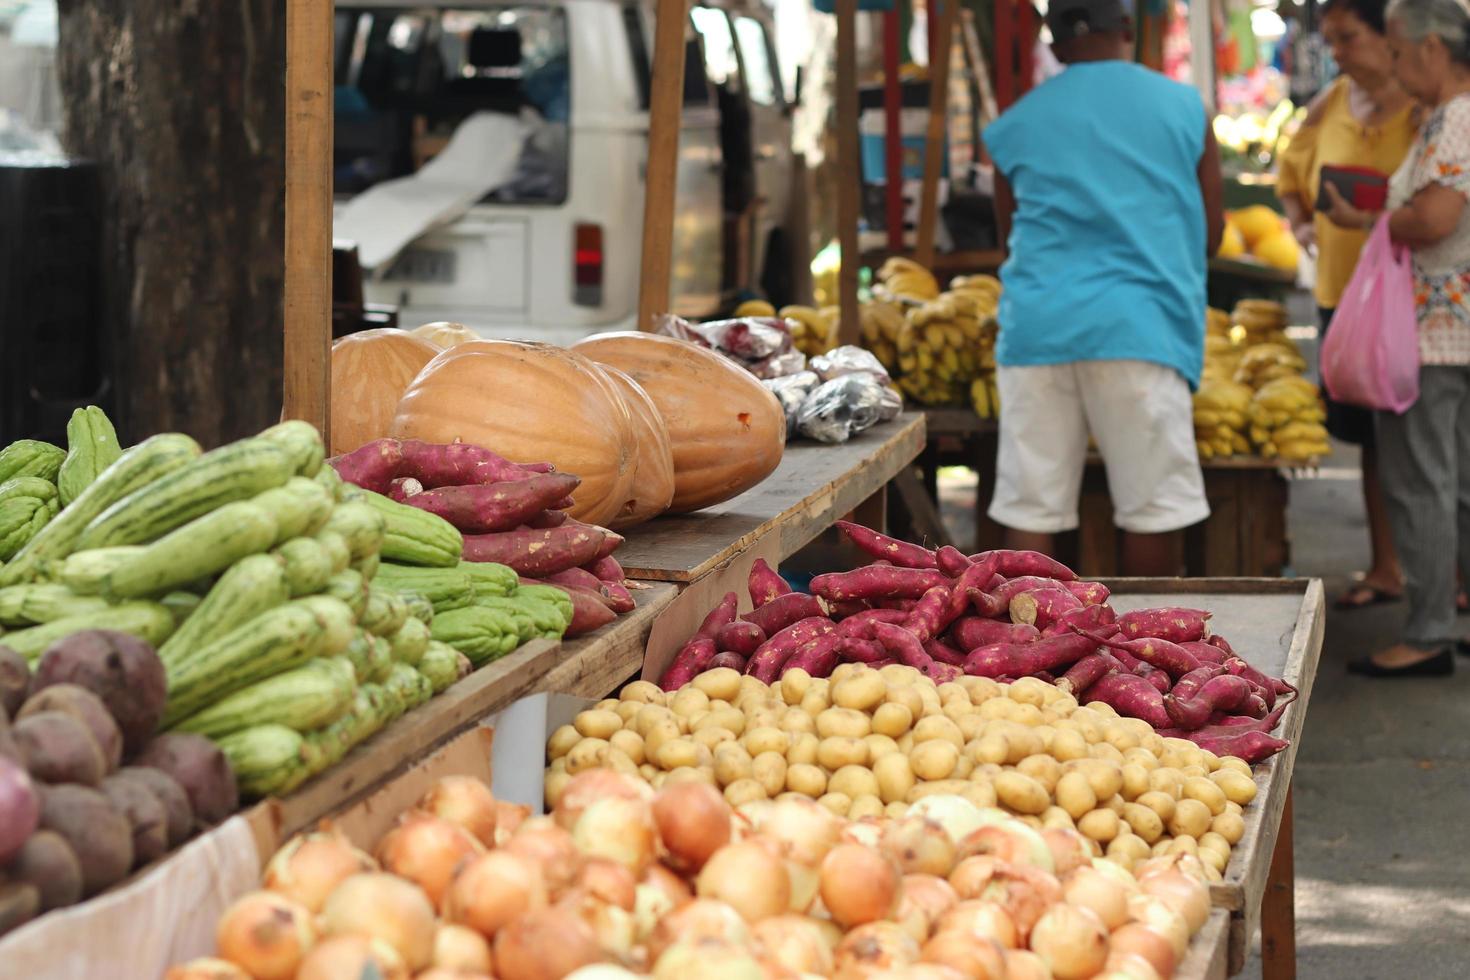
[1348,647,1453,677]
[1335,582,1403,610]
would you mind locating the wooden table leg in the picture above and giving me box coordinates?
[848,485,888,534]
[1260,784,1296,979]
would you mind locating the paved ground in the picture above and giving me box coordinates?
[937,439,1470,979]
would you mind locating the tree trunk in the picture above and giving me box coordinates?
[54,0,286,447]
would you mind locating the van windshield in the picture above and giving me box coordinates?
[335,5,570,204]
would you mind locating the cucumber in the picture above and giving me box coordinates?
[258,420,325,478]
[253,477,334,545]
[323,501,386,560]
[0,583,109,626]
[274,537,332,598]
[78,437,293,549]
[315,530,351,575]
[358,491,463,568]
[54,546,145,595]
[7,601,175,661]
[163,596,353,724]
[158,553,289,669]
[216,724,308,798]
[388,616,430,666]
[0,433,202,586]
[171,658,356,739]
[105,501,278,599]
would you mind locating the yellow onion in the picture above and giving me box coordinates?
[833,921,921,975]
[506,818,582,896]
[559,888,637,958]
[820,843,901,928]
[419,776,499,848]
[320,873,436,971]
[652,781,732,872]
[1042,827,1095,876]
[554,770,653,831]
[643,863,694,907]
[1105,950,1165,980]
[263,830,377,913]
[574,796,658,875]
[948,855,999,899]
[920,931,1008,979]
[433,923,493,973]
[1135,852,1210,887]
[215,890,315,980]
[648,898,751,961]
[1090,857,1143,893]
[564,968,644,980]
[376,811,484,908]
[576,857,638,911]
[786,856,822,914]
[494,906,607,980]
[881,815,958,877]
[445,851,548,936]
[958,821,1056,874]
[935,900,1018,949]
[493,799,532,846]
[1108,922,1178,979]
[1140,870,1211,932]
[895,874,959,942]
[871,966,969,980]
[1064,865,1131,930]
[1003,948,1053,980]
[760,797,844,867]
[752,914,836,975]
[839,816,885,849]
[908,796,1001,844]
[1127,894,1191,960]
[978,861,1063,940]
[653,940,765,980]
[697,840,791,922]
[295,935,408,980]
[1028,903,1109,980]
[163,958,253,980]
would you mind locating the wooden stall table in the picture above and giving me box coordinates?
[1180,910,1233,980]
[1108,578,1326,979]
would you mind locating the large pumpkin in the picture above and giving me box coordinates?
[571,332,786,513]
[390,340,638,527]
[598,366,675,529]
[329,328,441,456]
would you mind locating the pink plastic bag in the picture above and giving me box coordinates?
[1321,215,1421,413]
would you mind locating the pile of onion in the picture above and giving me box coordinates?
[215,891,316,980]
[420,776,500,848]
[320,873,437,972]
[376,812,484,907]
[262,829,376,913]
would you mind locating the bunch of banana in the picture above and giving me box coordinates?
[781,304,839,358]
[1230,298,1290,347]
[873,256,941,302]
[1233,341,1308,388]
[1206,306,1232,338]
[1249,377,1332,461]
[734,299,777,317]
[857,300,906,370]
[891,292,990,406]
[949,274,1002,319]
[1193,378,1255,459]
[1201,333,1246,384]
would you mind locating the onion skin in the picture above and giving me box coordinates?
[1127,894,1191,960]
[493,799,532,846]
[648,899,752,961]
[420,776,499,848]
[820,843,902,928]
[295,935,409,980]
[653,940,767,980]
[697,841,792,922]
[434,923,493,973]
[1140,869,1210,932]
[163,958,254,980]
[895,874,959,942]
[881,815,958,877]
[1003,948,1054,980]
[1042,828,1095,876]
[376,811,484,908]
[978,861,1063,940]
[752,914,837,976]
[214,890,316,980]
[757,798,844,867]
[1064,865,1131,930]
[1028,903,1109,980]
[576,857,639,911]
[920,931,1008,980]
[1108,923,1178,979]
[834,921,922,976]
[1105,951,1165,980]
[642,863,694,909]
[263,830,377,914]
[505,818,582,896]
[958,822,1055,874]
[494,907,607,980]
[652,782,732,872]
[444,851,548,937]
[553,770,653,831]
[573,796,658,876]
[935,900,1019,950]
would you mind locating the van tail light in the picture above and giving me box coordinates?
[573,223,603,307]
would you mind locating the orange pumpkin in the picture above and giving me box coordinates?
[390,340,638,527]
[598,366,675,529]
[571,332,785,513]
[329,329,441,457]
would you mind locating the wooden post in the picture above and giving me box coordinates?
[1261,786,1297,979]
[995,0,1014,108]
[282,0,334,433]
[914,0,953,268]
[637,0,691,330]
[883,9,904,251]
[835,0,862,346]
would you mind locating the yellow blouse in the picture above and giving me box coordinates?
[1276,78,1418,308]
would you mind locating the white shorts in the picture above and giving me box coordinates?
[988,360,1210,535]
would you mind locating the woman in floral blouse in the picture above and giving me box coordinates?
[1324,0,1470,676]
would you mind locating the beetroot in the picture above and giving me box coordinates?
[0,647,28,718]
[30,630,167,754]
[18,684,123,772]
[0,754,38,864]
[131,734,238,827]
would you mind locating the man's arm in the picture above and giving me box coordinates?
[993,169,1016,261]
[1198,121,1225,258]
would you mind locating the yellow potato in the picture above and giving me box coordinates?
[830,662,861,684]
[872,702,915,738]
[1050,728,1089,762]
[958,676,1002,703]
[800,689,831,717]
[1210,769,1259,806]
[970,733,1011,766]
[1108,832,1151,863]
[1137,790,1176,823]
[1200,749,1223,772]
[1217,756,1252,777]
[1017,754,1062,794]
[1197,844,1228,873]
[881,665,922,686]
[566,737,611,775]
[1048,692,1079,714]
[885,685,925,720]
[979,697,1018,722]
[670,687,711,719]
[753,751,789,797]
[994,771,1049,815]
[816,707,872,740]
[864,733,901,761]
[547,725,581,759]
[1102,725,1140,754]
[1055,771,1098,820]
[1082,760,1124,801]
[781,668,813,705]
[1007,676,1052,707]
[604,747,638,775]
[817,792,853,816]
[656,738,707,771]
[830,765,881,800]
[1168,798,1213,839]
[548,756,567,774]
[1179,764,1208,779]
[1033,726,1057,753]
[957,714,987,742]
[544,770,572,808]
[713,743,753,786]
[849,795,886,820]
[1199,831,1232,861]
[615,700,643,724]
[1123,747,1160,771]
[1148,768,1184,799]
[620,680,664,704]
[784,731,819,767]
[1091,742,1125,765]
[725,778,769,806]
[1010,703,1045,728]
[787,763,828,797]
[745,706,784,732]
[909,739,960,781]
[913,715,965,749]
[1003,727,1043,764]
[1089,701,1119,719]
[633,704,674,737]
[818,736,870,770]
[907,780,973,803]
[693,707,745,736]
[952,754,975,780]
[1164,836,1200,859]
[745,726,791,757]
[740,675,771,700]
[1120,763,1150,801]
[885,801,910,819]
[638,763,658,782]
[961,781,998,810]
[1077,807,1121,843]
[1042,806,1076,831]
[1183,776,1229,816]
[650,772,667,789]
[693,668,743,701]
[666,766,715,787]
[896,733,916,754]
[693,727,736,752]
[1210,809,1246,845]
[942,700,977,726]
[1121,802,1165,843]
[873,752,917,804]
[779,710,817,736]
[832,670,888,712]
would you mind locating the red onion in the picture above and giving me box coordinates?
[0,756,38,864]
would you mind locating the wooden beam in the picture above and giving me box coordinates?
[915,0,953,268]
[637,0,690,330]
[883,9,904,251]
[282,0,333,434]
[835,0,862,346]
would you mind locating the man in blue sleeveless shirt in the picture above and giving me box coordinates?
[983,0,1225,575]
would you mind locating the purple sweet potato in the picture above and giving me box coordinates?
[1065,581,1111,606]
[742,592,827,636]
[972,550,1077,582]
[747,617,836,683]
[1223,657,1285,705]
[0,648,28,718]
[398,439,546,487]
[696,593,740,640]
[935,546,973,577]
[949,618,1041,651]
[329,438,405,494]
[399,473,583,533]
[924,637,968,667]
[659,638,718,691]
[872,622,936,671]
[1080,629,1202,679]
[873,598,920,612]
[461,524,607,576]
[586,555,626,583]
[1058,652,1122,697]
[1008,588,1084,629]
[810,566,950,602]
[837,637,888,663]
[904,586,957,643]
[387,477,424,501]
[1179,729,1288,764]
[1138,664,1172,693]
[1116,607,1212,644]
[1081,671,1170,728]
[748,559,793,609]
[715,621,766,657]
[131,733,238,827]
[835,521,938,569]
[586,525,625,561]
[1042,603,1118,638]
[707,651,748,673]
[961,633,1095,679]
[30,630,167,755]
[784,635,842,678]
[1164,674,1254,730]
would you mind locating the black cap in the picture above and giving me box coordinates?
[1046,0,1129,42]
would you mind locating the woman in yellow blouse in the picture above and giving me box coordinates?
[1277,0,1419,609]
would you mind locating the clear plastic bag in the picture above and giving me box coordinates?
[795,374,905,444]
[764,371,821,436]
[810,345,892,385]
[749,349,808,379]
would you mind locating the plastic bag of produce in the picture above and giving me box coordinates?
[795,374,904,444]
[764,371,821,436]
[1321,215,1420,413]
[748,349,808,380]
[810,345,892,385]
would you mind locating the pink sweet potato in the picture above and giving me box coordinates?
[1138,664,1171,693]
[707,651,747,673]
[527,510,569,529]
[545,568,606,594]
[462,525,607,576]
[742,592,826,636]
[1042,603,1118,638]
[873,598,919,611]
[923,662,963,684]
[1058,652,1122,697]
[946,557,1004,621]
[398,440,546,487]
[715,621,766,657]
[1223,657,1285,705]
[748,559,793,609]
[961,633,1095,679]
[400,474,582,534]
[388,477,424,502]
[1082,671,1170,728]
[1080,629,1202,679]
[810,566,950,601]
[1164,674,1254,730]
[586,555,626,583]
[988,576,1065,606]
[747,618,836,683]
[1065,581,1111,606]
[949,618,1041,651]
[836,609,910,638]
[660,638,719,691]
[835,521,938,569]
[582,524,624,561]
[904,586,958,643]
[1178,729,1288,764]
[1008,588,1084,629]
[924,638,967,667]
[935,546,973,577]
[1116,607,1212,644]
[330,439,405,494]
[598,581,635,615]
[696,593,740,641]
[972,550,1077,582]
[837,637,888,663]
[784,635,842,679]
[1169,665,1227,703]
[872,621,936,671]
[826,599,869,618]
[1179,641,1230,666]
[557,586,618,637]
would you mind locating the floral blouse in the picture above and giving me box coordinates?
[1387,93,1470,365]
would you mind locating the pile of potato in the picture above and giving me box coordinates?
[545,664,1256,881]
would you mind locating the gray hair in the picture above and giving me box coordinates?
[1388,0,1470,61]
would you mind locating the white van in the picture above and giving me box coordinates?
[333,0,796,345]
